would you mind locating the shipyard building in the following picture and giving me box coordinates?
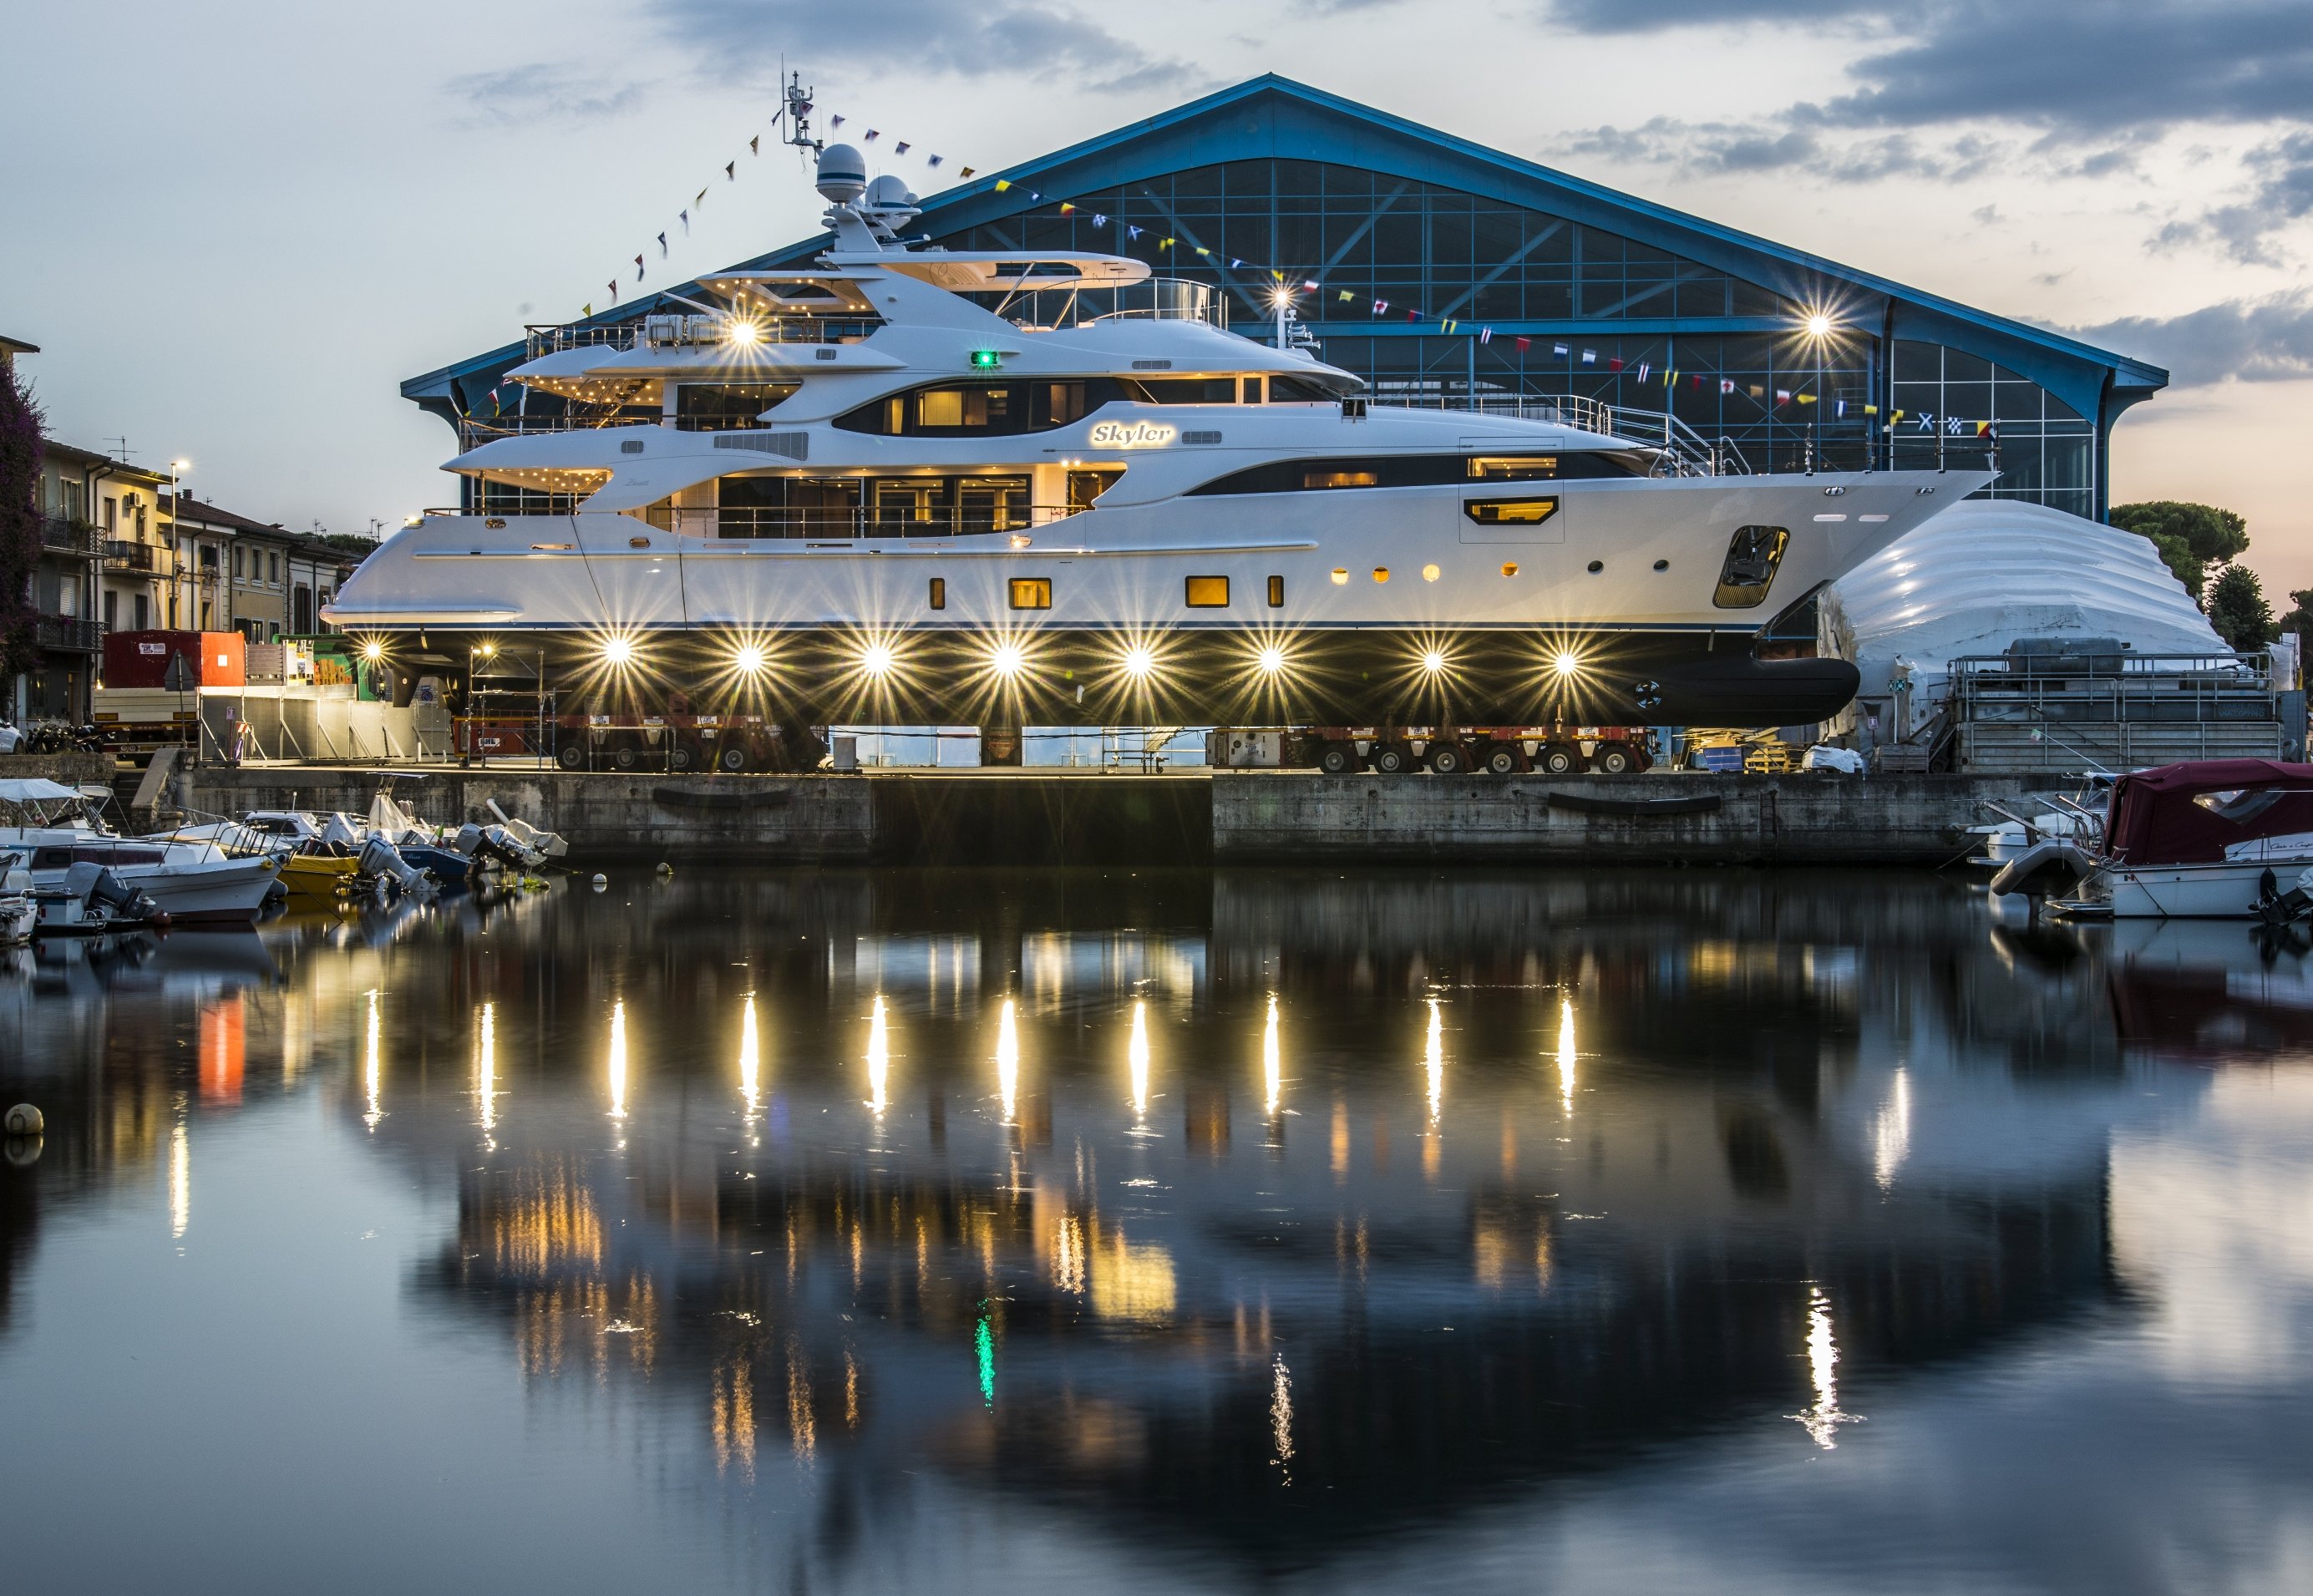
[406,75,2166,524]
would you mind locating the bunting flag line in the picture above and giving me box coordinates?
[724,161,735,180]
[894,140,910,155]
[657,232,667,257]
[1478,327,1492,344]
[679,209,688,233]
[927,155,943,167]
[634,253,645,281]
[749,134,759,155]
[1514,337,1530,352]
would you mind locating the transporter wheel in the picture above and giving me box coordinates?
[1427,742,1469,777]
[1481,743,1521,777]
[1316,741,1359,776]
[717,745,750,773]
[668,743,697,773]
[556,743,585,771]
[1371,742,1416,776]
[1539,742,1582,776]
[611,744,640,772]
[1594,744,1637,775]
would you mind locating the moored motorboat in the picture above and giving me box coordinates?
[1994,759,2313,919]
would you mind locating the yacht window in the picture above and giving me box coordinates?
[957,477,1031,536]
[928,577,946,611]
[1189,452,1639,496]
[1468,456,1561,480]
[1240,377,1263,404]
[834,377,1139,437]
[1137,377,1238,404]
[1009,578,1052,610]
[675,383,798,431]
[1267,375,1337,403]
[1267,575,1284,608]
[1185,575,1230,608]
[718,474,861,540]
[1714,525,1789,609]
[1463,498,1560,526]
[1066,469,1120,512]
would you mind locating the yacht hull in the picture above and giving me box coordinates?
[2103,860,2304,920]
[332,468,1979,727]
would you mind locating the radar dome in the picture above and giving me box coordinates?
[814,144,868,204]
[863,174,918,213]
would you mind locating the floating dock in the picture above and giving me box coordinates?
[174,767,2043,867]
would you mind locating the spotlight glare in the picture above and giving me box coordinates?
[1421,649,1446,675]
[733,643,766,676]
[1256,644,1286,676]
[361,641,385,663]
[1124,645,1155,679]
[860,641,894,678]
[601,636,634,667]
[1806,313,1833,337]
[991,641,1026,678]
[1553,649,1581,679]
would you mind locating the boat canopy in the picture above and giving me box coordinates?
[2106,759,2313,864]
[0,778,83,803]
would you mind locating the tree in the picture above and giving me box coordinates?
[2206,564,2275,651]
[2111,500,2250,602]
[2276,587,2313,641]
[0,359,43,684]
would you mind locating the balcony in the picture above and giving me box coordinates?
[103,540,156,572]
[35,614,102,652]
[42,516,97,555]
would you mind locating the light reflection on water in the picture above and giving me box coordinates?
[3,868,2312,1594]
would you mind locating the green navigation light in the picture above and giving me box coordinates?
[975,1313,996,1407]
[971,349,1002,370]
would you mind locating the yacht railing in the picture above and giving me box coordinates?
[994,277,1227,332]
[1374,388,1737,477]
[644,504,1093,540]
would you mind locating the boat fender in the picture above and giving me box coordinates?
[1988,839,2098,899]
[3,1104,41,1136]
[591,874,608,889]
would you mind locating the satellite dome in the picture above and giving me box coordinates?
[863,174,918,213]
[815,144,867,204]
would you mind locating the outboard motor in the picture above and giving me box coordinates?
[63,860,165,925]
[358,836,437,900]
[457,822,544,872]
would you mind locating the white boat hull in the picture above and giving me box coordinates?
[2104,859,2308,920]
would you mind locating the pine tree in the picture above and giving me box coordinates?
[2205,565,2275,651]
[0,358,44,683]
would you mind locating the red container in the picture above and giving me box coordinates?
[102,630,247,690]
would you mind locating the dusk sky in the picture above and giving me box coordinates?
[8,0,2310,586]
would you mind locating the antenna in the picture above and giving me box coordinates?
[782,68,819,155]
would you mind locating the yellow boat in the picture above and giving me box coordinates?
[279,852,358,898]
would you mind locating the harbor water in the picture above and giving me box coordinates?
[2,867,2309,1593]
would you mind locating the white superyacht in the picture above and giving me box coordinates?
[329,141,1989,735]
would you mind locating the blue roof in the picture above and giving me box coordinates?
[404,74,2165,428]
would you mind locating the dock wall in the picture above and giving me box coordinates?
[173,767,2040,867]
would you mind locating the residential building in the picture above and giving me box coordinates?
[163,495,295,641]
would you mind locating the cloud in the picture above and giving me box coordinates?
[1806,2,2313,139]
[1545,2,2313,141]
[1555,117,1999,184]
[648,0,1201,94]
[2160,131,2313,264]
[2062,291,2313,387]
[444,63,649,126]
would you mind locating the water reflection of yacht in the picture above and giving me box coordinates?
[269,866,2187,1575]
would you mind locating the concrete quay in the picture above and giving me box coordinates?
[165,766,2043,868]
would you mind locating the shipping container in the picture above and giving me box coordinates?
[101,630,246,691]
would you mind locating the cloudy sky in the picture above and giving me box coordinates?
[6,1,2310,586]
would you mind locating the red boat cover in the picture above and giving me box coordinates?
[2104,759,2313,864]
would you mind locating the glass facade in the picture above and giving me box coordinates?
[914,160,2093,511]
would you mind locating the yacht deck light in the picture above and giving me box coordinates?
[860,641,895,678]
[1124,645,1156,679]
[601,636,635,667]
[1553,649,1581,679]
[990,640,1027,678]
[1421,649,1446,675]
[1257,644,1286,676]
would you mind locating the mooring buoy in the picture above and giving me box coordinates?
[3,1104,43,1137]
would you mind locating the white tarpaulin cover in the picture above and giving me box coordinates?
[1824,499,2226,718]
[0,778,84,803]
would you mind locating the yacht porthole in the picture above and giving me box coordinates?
[1653,559,1669,571]
[1330,568,1348,585]
[1500,562,1519,577]
[1586,560,1604,574]
[1421,564,1441,582]
[1372,567,1390,583]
